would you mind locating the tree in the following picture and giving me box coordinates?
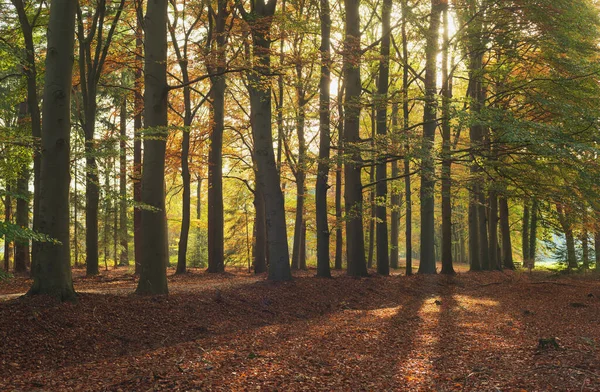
[27,0,77,301]
[136,0,169,295]
[239,0,291,281]
[342,0,367,277]
[418,0,442,275]
[315,0,331,278]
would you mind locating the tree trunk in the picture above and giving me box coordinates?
[315,0,331,278]
[389,103,400,270]
[488,190,499,270]
[334,91,344,271]
[594,225,600,272]
[15,101,30,273]
[206,0,228,274]
[245,5,291,281]
[133,13,143,275]
[556,204,578,271]
[528,198,538,268]
[119,87,129,266]
[84,97,100,276]
[343,0,368,277]
[176,84,191,275]
[367,111,376,270]
[522,202,530,267]
[374,0,391,276]
[12,0,42,274]
[27,0,77,300]
[136,0,169,295]
[402,0,412,276]
[253,187,267,273]
[440,3,454,275]
[4,185,12,272]
[418,0,441,275]
[291,91,307,271]
[499,196,514,269]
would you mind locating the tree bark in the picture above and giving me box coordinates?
[343,0,368,277]
[556,204,578,271]
[244,1,291,281]
[206,0,228,274]
[119,85,129,266]
[4,185,12,272]
[402,0,412,276]
[522,202,530,267]
[253,187,267,273]
[528,198,538,268]
[315,0,331,278]
[440,3,454,275]
[136,0,169,295]
[489,190,499,270]
[133,8,143,275]
[499,196,514,269]
[27,0,77,300]
[374,0,392,276]
[11,0,42,273]
[418,0,442,275]
[390,103,400,269]
[334,89,344,271]
[15,101,30,273]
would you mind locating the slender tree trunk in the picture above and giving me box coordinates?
[315,0,331,278]
[374,0,391,275]
[594,225,600,272]
[440,3,454,275]
[499,196,514,269]
[367,111,376,270]
[529,198,538,268]
[84,98,100,276]
[343,0,368,277]
[119,87,129,266]
[292,91,307,270]
[133,16,143,275]
[418,0,442,275]
[334,91,344,271]
[12,0,41,273]
[557,204,578,271]
[390,103,400,269]
[176,88,191,274]
[4,185,12,272]
[253,187,267,273]
[28,0,77,300]
[15,102,30,273]
[522,202,530,267]
[136,0,169,295]
[402,0,412,276]
[489,190,499,270]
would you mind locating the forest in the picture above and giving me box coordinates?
[1,0,600,390]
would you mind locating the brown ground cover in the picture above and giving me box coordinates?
[0,266,599,391]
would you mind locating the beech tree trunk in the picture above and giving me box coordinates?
[206,0,228,274]
[440,3,454,275]
[253,187,267,273]
[389,103,400,269]
[244,1,291,281]
[133,9,143,275]
[12,0,41,273]
[499,196,514,269]
[489,190,499,270]
[315,0,331,278]
[343,0,368,277]
[375,0,391,275]
[528,198,538,268]
[402,0,412,276]
[418,0,442,275]
[136,0,169,295]
[334,92,344,271]
[522,202,530,267]
[28,0,77,301]
[4,186,12,272]
[15,102,30,273]
[119,88,129,266]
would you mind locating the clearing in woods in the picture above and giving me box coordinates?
[0,267,599,391]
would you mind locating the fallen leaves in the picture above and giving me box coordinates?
[0,268,598,391]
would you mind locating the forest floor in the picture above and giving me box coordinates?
[1,265,599,391]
